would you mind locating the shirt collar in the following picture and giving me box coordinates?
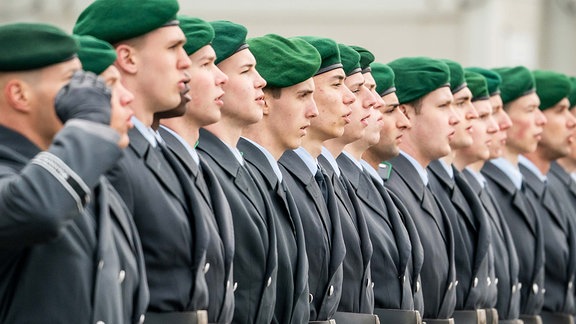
[160,125,199,165]
[518,155,547,183]
[341,150,363,170]
[465,167,486,188]
[294,147,318,175]
[132,116,158,147]
[400,150,429,186]
[361,159,384,185]
[438,159,454,179]
[241,137,282,182]
[320,147,341,177]
[490,157,523,190]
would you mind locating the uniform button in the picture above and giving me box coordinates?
[118,270,126,284]
[266,276,272,287]
[328,285,334,296]
[226,280,230,289]
[487,277,491,286]
[416,281,421,292]
[473,277,479,288]
[139,314,145,324]
[98,260,104,270]
[233,282,238,291]
[448,282,453,290]
[309,293,314,303]
[96,321,105,324]
[203,263,210,274]
[532,283,539,294]
[494,277,499,286]
[455,280,459,287]
[569,281,573,290]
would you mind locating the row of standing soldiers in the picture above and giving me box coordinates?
[1,0,576,323]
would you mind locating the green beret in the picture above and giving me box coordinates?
[210,20,248,65]
[533,70,571,110]
[464,71,489,102]
[178,16,214,56]
[370,62,396,97]
[75,35,116,75]
[492,66,536,105]
[0,23,78,72]
[248,34,321,88]
[441,59,466,94]
[297,36,342,76]
[465,67,502,96]
[568,77,576,109]
[388,56,450,104]
[338,44,361,77]
[74,0,179,44]
[350,45,375,73]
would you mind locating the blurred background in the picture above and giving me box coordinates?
[2,0,575,75]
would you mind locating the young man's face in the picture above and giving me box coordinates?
[217,49,266,125]
[537,98,576,160]
[450,87,478,149]
[341,72,376,143]
[367,91,411,160]
[488,94,511,159]
[101,65,134,148]
[264,78,318,151]
[456,99,498,164]
[309,68,355,141]
[185,45,228,127]
[402,86,458,163]
[133,26,191,113]
[505,93,546,155]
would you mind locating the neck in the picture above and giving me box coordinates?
[522,151,551,175]
[441,150,455,166]
[453,149,475,171]
[342,140,369,161]
[467,160,485,173]
[557,156,576,173]
[242,123,284,160]
[323,138,346,159]
[203,118,244,147]
[301,136,323,158]
[502,147,519,166]
[400,142,430,168]
[362,149,384,170]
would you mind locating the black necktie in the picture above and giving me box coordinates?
[315,166,329,204]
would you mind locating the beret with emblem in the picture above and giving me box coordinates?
[297,36,343,76]
[441,59,467,94]
[568,76,576,109]
[248,34,320,88]
[533,70,571,110]
[466,67,502,96]
[492,66,535,105]
[178,16,214,56]
[75,34,116,75]
[0,23,79,72]
[74,0,179,44]
[338,44,361,77]
[464,71,489,102]
[370,62,396,97]
[350,45,375,73]
[388,56,450,104]
[210,20,249,65]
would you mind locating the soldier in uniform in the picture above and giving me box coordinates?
[457,68,522,324]
[0,23,147,323]
[481,66,547,324]
[427,60,495,324]
[256,34,345,324]
[74,2,217,323]
[194,20,278,323]
[315,43,377,323]
[519,70,576,324]
[238,35,312,324]
[384,57,458,324]
[158,17,235,324]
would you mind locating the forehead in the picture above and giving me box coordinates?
[345,72,364,87]
[453,86,472,101]
[382,92,399,106]
[508,92,540,112]
[473,99,492,114]
[363,72,376,85]
[219,48,255,69]
[142,25,186,46]
[423,86,453,105]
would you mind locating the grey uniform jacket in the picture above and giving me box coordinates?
[319,154,374,314]
[279,149,346,321]
[237,138,310,324]
[107,127,214,318]
[158,127,235,323]
[462,168,521,320]
[481,161,545,316]
[197,129,277,324]
[375,164,425,314]
[428,161,495,310]
[519,163,576,316]
[0,122,148,324]
[384,154,457,320]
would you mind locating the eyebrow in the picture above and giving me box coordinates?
[297,89,314,95]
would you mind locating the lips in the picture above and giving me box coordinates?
[360,114,371,126]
